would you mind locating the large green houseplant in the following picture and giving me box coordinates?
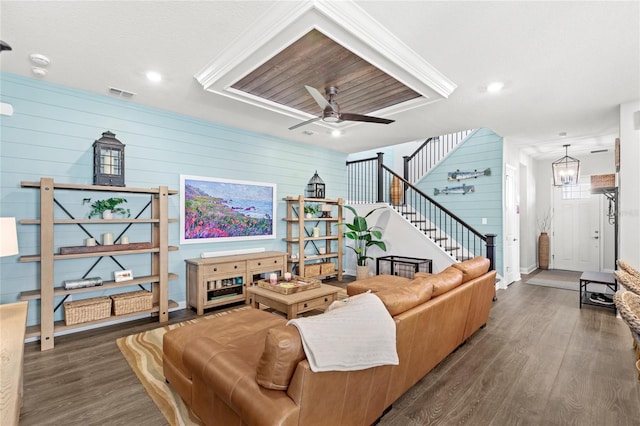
[342,205,387,279]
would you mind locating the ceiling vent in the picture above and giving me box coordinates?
[108,87,136,98]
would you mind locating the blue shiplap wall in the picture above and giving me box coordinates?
[0,72,347,326]
[415,128,504,275]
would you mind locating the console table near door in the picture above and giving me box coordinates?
[579,271,617,313]
[0,301,28,426]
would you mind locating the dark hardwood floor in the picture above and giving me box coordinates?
[20,274,640,425]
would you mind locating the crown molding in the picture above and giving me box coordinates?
[193,0,456,121]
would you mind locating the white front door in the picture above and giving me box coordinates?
[552,180,600,271]
[504,165,521,284]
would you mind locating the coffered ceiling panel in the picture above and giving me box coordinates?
[231,29,421,116]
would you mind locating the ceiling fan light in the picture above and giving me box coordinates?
[323,111,340,122]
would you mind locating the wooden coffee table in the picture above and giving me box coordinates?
[246,283,340,319]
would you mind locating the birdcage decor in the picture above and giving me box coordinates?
[306,170,325,199]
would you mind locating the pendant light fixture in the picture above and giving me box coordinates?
[552,144,580,186]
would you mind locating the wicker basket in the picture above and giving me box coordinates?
[64,296,112,325]
[111,290,153,315]
[320,261,336,275]
[303,263,321,278]
[591,174,615,189]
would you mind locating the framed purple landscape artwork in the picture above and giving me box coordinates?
[180,175,277,244]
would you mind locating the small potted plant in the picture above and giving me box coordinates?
[87,197,130,219]
[304,204,319,218]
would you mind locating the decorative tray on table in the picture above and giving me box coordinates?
[257,275,321,294]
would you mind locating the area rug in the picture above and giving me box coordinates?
[117,288,348,426]
[116,308,254,426]
[526,269,582,291]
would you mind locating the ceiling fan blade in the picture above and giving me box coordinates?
[288,116,322,130]
[339,112,395,124]
[305,85,332,111]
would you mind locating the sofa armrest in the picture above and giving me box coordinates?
[184,337,300,426]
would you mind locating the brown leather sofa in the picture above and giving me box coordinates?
[163,257,496,425]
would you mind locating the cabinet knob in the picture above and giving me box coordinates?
[303,303,308,308]
[258,262,262,266]
[273,260,277,263]
[213,268,217,272]
[234,265,238,269]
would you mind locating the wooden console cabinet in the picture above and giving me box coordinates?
[185,251,286,315]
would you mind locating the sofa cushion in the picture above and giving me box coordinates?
[347,274,410,296]
[375,278,434,316]
[430,267,464,298]
[451,257,491,283]
[256,325,305,390]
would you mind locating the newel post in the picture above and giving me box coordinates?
[485,233,497,271]
[376,152,384,203]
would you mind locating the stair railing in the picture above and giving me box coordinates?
[403,130,475,183]
[346,154,496,270]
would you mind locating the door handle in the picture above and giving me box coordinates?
[593,236,599,239]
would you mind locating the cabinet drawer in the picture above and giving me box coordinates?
[248,256,283,270]
[204,262,244,275]
[296,294,335,313]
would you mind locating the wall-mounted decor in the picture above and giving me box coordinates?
[180,175,276,244]
[434,184,475,195]
[447,168,491,181]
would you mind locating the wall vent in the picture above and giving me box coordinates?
[108,87,136,98]
[590,149,608,154]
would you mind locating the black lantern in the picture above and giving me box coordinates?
[93,131,125,187]
[306,170,325,199]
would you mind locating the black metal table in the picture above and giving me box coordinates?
[376,256,432,279]
[579,271,617,313]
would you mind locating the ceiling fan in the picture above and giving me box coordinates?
[288,85,395,130]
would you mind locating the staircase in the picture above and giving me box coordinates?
[346,130,496,269]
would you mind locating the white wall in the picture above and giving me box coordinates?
[619,100,640,269]
[343,204,455,277]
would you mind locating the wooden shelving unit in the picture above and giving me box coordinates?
[19,177,179,350]
[283,195,343,281]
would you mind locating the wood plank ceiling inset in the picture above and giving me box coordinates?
[231,29,421,116]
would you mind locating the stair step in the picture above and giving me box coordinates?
[444,245,460,251]
[411,219,427,224]
[432,237,448,242]
[457,255,473,261]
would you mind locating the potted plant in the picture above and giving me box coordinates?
[304,204,318,218]
[87,197,130,219]
[341,205,387,280]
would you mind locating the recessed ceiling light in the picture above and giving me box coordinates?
[559,132,567,137]
[486,81,504,93]
[146,71,162,82]
[331,129,342,137]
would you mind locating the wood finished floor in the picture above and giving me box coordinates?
[20,274,640,426]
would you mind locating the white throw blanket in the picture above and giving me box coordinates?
[287,293,398,372]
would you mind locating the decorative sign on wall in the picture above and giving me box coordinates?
[434,184,475,195]
[447,168,491,181]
